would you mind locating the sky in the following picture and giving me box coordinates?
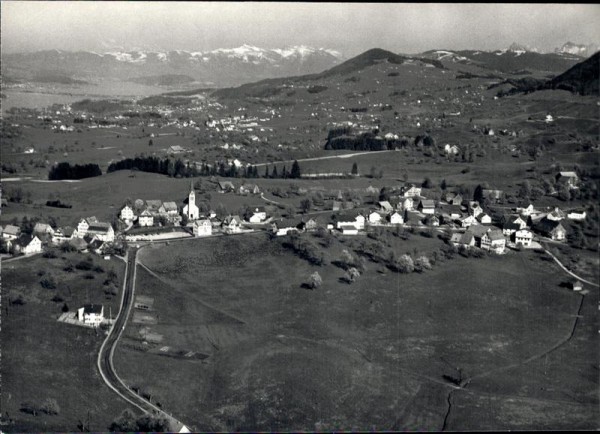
[1,2,599,56]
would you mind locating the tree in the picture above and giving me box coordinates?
[41,398,60,415]
[518,180,531,199]
[473,184,484,203]
[300,199,311,214]
[339,249,355,269]
[271,165,278,179]
[568,225,585,249]
[395,254,414,273]
[148,139,153,146]
[414,255,432,272]
[369,165,377,179]
[290,160,301,179]
[351,162,358,175]
[109,409,137,432]
[441,179,447,190]
[308,271,323,289]
[422,177,433,189]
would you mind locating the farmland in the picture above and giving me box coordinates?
[112,233,596,431]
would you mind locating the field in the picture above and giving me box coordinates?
[112,233,597,431]
[0,252,134,432]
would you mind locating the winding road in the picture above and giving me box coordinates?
[96,247,190,432]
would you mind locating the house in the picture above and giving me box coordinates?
[514,229,533,247]
[336,212,365,230]
[339,224,359,235]
[477,213,492,224]
[459,214,478,228]
[567,209,586,221]
[450,231,475,248]
[193,219,212,237]
[218,181,235,193]
[441,204,463,220]
[546,207,565,221]
[402,197,414,211]
[77,304,104,327]
[14,234,42,255]
[378,201,394,214]
[468,201,483,217]
[88,238,106,255]
[444,144,460,155]
[368,211,383,225]
[68,237,88,252]
[443,192,463,205]
[365,185,379,195]
[481,229,506,253]
[222,215,242,233]
[77,217,98,237]
[183,183,200,221]
[502,220,522,236]
[482,189,504,202]
[85,222,114,242]
[167,145,187,154]
[239,184,261,195]
[424,215,440,226]
[556,171,579,188]
[517,203,535,216]
[330,200,343,211]
[304,218,319,231]
[272,218,302,236]
[402,184,422,198]
[120,205,135,222]
[388,212,404,225]
[138,209,154,227]
[533,218,566,241]
[248,207,267,223]
[52,226,76,244]
[33,222,55,236]
[1,224,21,240]
[161,201,179,216]
[418,199,435,215]
[572,280,583,292]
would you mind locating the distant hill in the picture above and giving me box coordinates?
[129,74,196,87]
[545,51,599,95]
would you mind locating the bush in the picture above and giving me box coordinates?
[51,294,64,303]
[62,303,69,312]
[43,249,58,258]
[308,271,323,289]
[41,398,60,415]
[395,254,414,273]
[40,277,57,290]
[414,255,432,272]
[20,402,39,416]
[76,260,93,271]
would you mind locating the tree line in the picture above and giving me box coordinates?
[107,155,302,179]
[48,162,102,180]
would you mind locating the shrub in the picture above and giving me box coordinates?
[61,303,69,312]
[43,249,58,258]
[308,271,323,289]
[76,260,93,271]
[414,255,432,272]
[41,398,60,415]
[395,254,415,273]
[84,273,95,280]
[51,294,64,303]
[20,402,39,416]
[40,277,57,290]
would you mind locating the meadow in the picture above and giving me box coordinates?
[112,232,597,431]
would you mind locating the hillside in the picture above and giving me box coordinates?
[546,51,599,95]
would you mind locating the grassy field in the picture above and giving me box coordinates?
[111,232,596,431]
[0,252,135,432]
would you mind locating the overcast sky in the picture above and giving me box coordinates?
[2,2,599,56]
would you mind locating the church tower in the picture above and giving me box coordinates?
[188,181,196,212]
[184,181,199,220]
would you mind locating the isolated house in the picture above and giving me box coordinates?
[167,145,186,154]
[77,304,104,327]
[572,280,583,291]
[444,144,460,155]
[567,209,586,221]
[193,219,212,237]
[218,181,235,193]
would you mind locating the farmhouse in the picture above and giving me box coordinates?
[450,231,475,248]
[120,205,135,222]
[14,234,43,255]
[336,212,365,230]
[239,184,261,195]
[418,199,435,215]
[556,171,579,188]
[33,222,55,236]
[145,200,163,216]
[514,229,533,247]
[52,226,76,244]
[402,197,415,211]
[481,229,506,253]
[339,224,359,235]
[572,280,583,291]
[272,218,302,236]
[378,201,394,213]
[76,217,98,237]
[401,184,422,198]
[459,214,478,228]
[218,181,236,193]
[161,201,181,223]
[567,209,586,221]
[77,304,104,327]
[517,203,535,216]
[1,224,21,240]
[303,218,319,231]
[86,222,115,242]
[424,215,440,226]
[222,215,242,233]
[193,219,212,237]
[443,192,463,205]
[546,207,565,221]
[533,218,566,241]
[167,145,187,154]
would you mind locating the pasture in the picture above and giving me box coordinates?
[112,232,597,431]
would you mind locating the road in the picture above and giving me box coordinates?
[96,247,190,432]
[252,149,397,167]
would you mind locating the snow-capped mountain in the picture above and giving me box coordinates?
[555,42,598,58]
[507,42,539,55]
[1,45,344,88]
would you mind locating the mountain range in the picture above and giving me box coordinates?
[2,42,597,90]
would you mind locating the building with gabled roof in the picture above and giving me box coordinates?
[77,304,104,327]
[14,234,43,255]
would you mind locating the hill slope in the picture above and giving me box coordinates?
[545,51,599,95]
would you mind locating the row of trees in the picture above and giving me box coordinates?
[107,156,302,179]
[48,162,102,180]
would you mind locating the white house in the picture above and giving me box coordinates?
[481,229,506,253]
[138,209,154,227]
[378,201,394,214]
[183,183,200,221]
[477,213,492,224]
[339,224,359,235]
[460,214,478,228]
[52,226,76,244]
[337,213,365,230]
[193,219,212,237]
[248,207,267,223]
[77,304,104,327]
[120,205,135,222]
[15,234,42,254]
[388,212,404,225]
[514,229,533,247]
[77,217,98,237]
[517,204,535,216]
[468,201,483,217]
[272,219,301,236]
[444,144,460,155]
[402,197,414,211]
[402,185,422,197]
[418,199,435,215]
[546,207,565,222]
[567,210,586,221]
[222,215,242,234]
[368,211,383,225]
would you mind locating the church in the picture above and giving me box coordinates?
[183,182,199,220]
